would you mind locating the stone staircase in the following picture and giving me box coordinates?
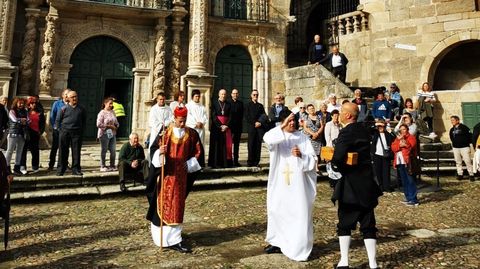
[5,136,460,198]
[7,140,271,194]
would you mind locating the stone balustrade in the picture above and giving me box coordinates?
[86,0,172,9]
[329,10,368,37]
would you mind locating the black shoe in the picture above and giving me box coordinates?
[470,175,475,182]
[168,242,191,253]
[264,244,281,254]
[234,162,241,167]
[72,171,83,176]
[334,265,350,269]
[56,172,64,176]
[457,174,463,180]
[120,183,127,192]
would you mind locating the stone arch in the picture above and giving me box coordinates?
[56,21,150,68]
[208,37,263,74]
[419,30,480,89]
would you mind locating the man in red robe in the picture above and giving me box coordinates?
[146,106,202,253]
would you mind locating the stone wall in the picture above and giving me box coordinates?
[338,0,480,140]
[284,64,353,108]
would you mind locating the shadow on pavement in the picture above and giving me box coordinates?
[187,222,266,247]
[419,189,463,205]
[11,222,95,240]
[0,227,140,263]
[9,213,67,225]
[14,247,130,269]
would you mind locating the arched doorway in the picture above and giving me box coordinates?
[213,45,253,132]
[68,36,134,140]
[433,41,480,128]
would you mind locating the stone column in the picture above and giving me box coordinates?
[0,0,17,97]
[39,9,59,97]
[184,0,215,134]
[18,5,42,96]
[186,0,209,75]
[168,1,187,96]
[152,23,167,98]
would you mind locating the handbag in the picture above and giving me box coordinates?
[407,153,421,176]
[379,134,393,159]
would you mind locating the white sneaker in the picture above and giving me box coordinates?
[20,166,28,175]
[429,132,437,138]
[100,167,109,172]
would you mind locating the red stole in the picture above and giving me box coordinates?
[157,127,202,225]
[217,115,232,160]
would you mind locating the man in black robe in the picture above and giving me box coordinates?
[245,89,267,167]
[331,102,382,269]
[230,89,244,167]
[208,89,232,168]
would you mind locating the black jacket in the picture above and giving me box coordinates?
[308,42,327,64]
[320,52,349,71]
[0,104,7,132]
[229,99,244,133]
[450,123,472,148]
[331,122,382,209]
[371,130,395,157]
[268,104,289,128]
[245,101,267,128]
[473,122,480,148]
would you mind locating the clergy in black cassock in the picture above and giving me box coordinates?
[331,102,382,269]
[245,89,267,167]
[208,89,232,168]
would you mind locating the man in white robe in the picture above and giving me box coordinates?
[185,89,208,144]
[149,93,173,148]
[263,111,317,261]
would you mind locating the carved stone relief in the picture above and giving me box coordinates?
[19,9,40,95]
[39,14,58,96]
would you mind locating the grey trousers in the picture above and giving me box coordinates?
[5,135,25,167]
[99,134,116,167]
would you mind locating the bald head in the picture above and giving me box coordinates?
[339,102,358,125]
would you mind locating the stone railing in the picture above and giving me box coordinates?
[86,0,172,9]
[210,0,269,22]
[329,10,368,37]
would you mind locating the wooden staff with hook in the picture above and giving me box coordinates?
[156,129,166,251]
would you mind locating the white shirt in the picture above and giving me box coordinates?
[148,104,173,147]
[324,121,341,147]
[185,101,208,143]
[327,103,341,113]
[332,54,343,68]
[375,133,387,156]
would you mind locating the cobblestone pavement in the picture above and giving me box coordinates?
[1,176,480,269]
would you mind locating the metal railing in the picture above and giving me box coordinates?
[211,0,269,22]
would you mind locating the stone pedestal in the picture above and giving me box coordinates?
[0,66,17,97]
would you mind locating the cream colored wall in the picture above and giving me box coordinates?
[340,0,480,140]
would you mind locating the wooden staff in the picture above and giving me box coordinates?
[157,131,166,251]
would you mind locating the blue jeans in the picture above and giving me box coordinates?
[398,164,418,203]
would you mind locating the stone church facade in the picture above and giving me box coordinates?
[0,0,479,143]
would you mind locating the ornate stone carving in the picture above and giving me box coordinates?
[187,0,208,74]
[169,1,187,96]
[19,9,40,95]
[57,21,150,67]
[39,14,59,96]
[0,0,17,64]
[152,25,167,97]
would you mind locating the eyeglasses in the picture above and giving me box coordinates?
[299,107,305,109]
[252,94,258,96]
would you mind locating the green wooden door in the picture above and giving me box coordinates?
[462,102,480,129]
[68,36,134,140]
[214,45,253,132]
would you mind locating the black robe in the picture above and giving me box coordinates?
[208,100,232,168]
[331,122,382,209]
